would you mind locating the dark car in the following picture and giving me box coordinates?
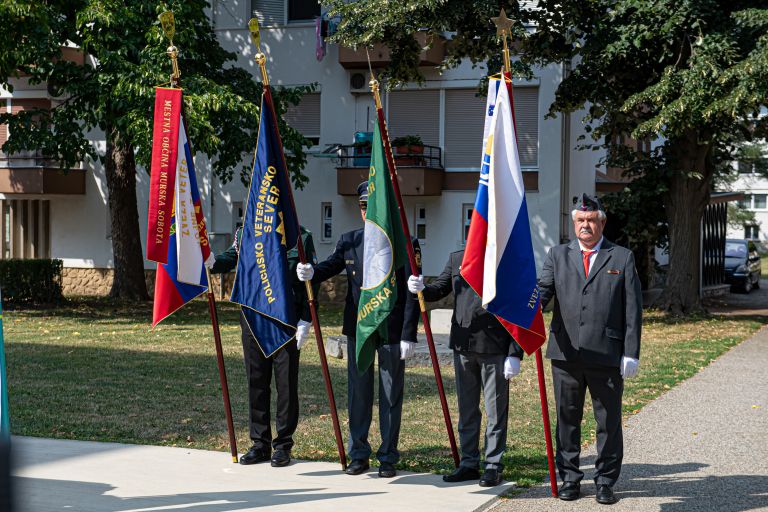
[724,239,762,293]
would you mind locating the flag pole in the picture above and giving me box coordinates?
[493,8,558,497]
[159,10,239,463]
[248,19,347,471]
[368,74,460,467]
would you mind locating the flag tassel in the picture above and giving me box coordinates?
[250,21,347,470]
[369,77,460,468]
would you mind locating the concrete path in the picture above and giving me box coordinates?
[11,436,510,512]
[492,324,768,512]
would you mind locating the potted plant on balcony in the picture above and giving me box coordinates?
[391,135,425,166]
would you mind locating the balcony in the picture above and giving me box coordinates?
[0,152,86,194]
[338,32,447,69]
[334,144,445,196]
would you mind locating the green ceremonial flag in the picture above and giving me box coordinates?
[355,122,408,373]
[0,289,8,441]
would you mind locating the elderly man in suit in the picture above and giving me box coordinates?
[296,181,420,478]
[538,194,642,505]
[408,249,524,487]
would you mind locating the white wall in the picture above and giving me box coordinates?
[725,173,768,241]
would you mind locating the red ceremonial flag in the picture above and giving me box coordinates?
[146,87,183,263]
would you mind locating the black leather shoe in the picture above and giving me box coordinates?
[378,462,396,478]
[239,446,270,465]
[478,468,503,487]
[345,459,370,475]
[595,484,618,505]
[270,449,291,467]
[558,481,581,501]
[443,466,481,483]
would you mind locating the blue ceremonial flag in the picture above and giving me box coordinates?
[230,92,300,357]
[0,289,9,441]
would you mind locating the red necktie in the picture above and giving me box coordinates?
[582,250,595,278]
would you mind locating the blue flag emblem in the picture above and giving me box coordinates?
[231,95,300,357]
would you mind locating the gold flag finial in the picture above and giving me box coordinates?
[159,11,181,86]
[248,18,268,85]
[491,8,513,74]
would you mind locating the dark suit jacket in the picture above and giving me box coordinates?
[312,228,420,343]
[422,250,523,357]
[211,226,317,322]
[538,238,642,367]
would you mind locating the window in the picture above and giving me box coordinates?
[745,225,760,240]
[443,87,539,169]
[462,203,474,245]
[738,195,751,209]
[232,201,244,234]
[388,90,440,147]
[1,199,50,259]
[754,194,767,209]
[738,161,755,174]
[251,0,285,26]
[321,202,332,242]
[288,0,320,22]
[284,92,321,146]
[414,206,426,244]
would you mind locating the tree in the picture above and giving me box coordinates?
[0,1,311,299]
[328,0,768,315]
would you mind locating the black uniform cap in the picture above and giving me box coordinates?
[357,181,369,204]
[578,193,603,212]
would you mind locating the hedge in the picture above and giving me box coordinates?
[0,259,63,305]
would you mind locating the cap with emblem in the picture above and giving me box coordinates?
[357,181,369,204]
[578,193,602,212]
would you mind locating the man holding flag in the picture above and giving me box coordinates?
[297,171,420,477]
[227,88,315,468]
[538,194,642,504]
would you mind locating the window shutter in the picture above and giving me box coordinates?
[512,87,538,167]
[444,89,486,168]
[251,0,284,26]
[387,90,440,147]
[284,93,321,138]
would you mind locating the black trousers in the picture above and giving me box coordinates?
[240,314,300,452]
[551,359,624,486]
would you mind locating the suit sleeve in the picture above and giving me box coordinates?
[400,238,421,342]
[508,339,525,359]
[623,250,642,360]
[312,235,346,283]
[538,247,556,309]
[210,245,238,274]
[291,231,318,322]
[421,255,453,302]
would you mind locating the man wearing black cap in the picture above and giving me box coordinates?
[296,181,420,478]
[537,194,642,505]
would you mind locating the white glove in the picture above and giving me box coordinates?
[400,340,416,360]
[296,263,314,281]
[620,356,639,379]
[503,356,521,379]
[204,255,216,270]
[296,320,311,350]
[407,275,425,294]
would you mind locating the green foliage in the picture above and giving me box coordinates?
[0,259,63,306]
[391,135,423,147]
[0,0,313,187]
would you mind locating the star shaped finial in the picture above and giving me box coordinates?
[491,8,513,37]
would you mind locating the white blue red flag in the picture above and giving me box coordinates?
[151,91,213,326]
[461,77,546,354]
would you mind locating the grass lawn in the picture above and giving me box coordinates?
[4,298,764,487]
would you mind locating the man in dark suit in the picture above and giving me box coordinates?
[538,194,641,505]
[408,250,523,487]
[211,225,316,468]
[296,181,420,478]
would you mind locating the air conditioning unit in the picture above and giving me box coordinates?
[349,71,370,94]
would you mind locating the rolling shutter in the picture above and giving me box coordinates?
[387,90,440,147]
[251,0,284,26]
[444,89,486,168]
[284,92,321,138]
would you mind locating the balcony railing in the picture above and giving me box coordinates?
[0,152,85,194]
[0,151,82,170]
[331,144,443,169]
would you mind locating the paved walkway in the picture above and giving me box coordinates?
[492,324,768,512]
[11,436,510,512]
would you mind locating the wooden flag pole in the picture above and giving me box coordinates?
[493,8,558,497]
[368,76,460,467]
[159,11,238,463]
[248,19,347,471]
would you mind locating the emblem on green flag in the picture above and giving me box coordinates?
[355,123,407,373]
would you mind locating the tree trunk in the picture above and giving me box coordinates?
[105,126,149,300]
[658,130,713,316]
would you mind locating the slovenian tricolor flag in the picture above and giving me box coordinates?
[149,88,213,326]
[461,76,546,355]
